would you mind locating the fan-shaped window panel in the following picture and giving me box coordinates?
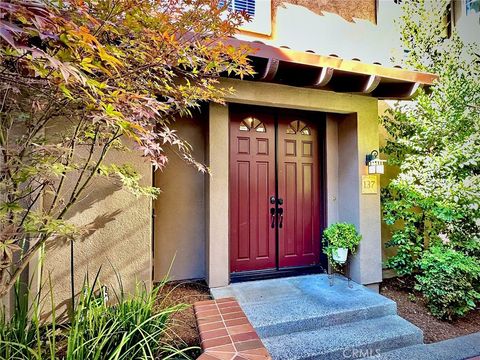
[239,117,267,132]
[286,120,311,135]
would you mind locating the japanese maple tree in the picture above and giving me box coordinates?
[0,0,253,297]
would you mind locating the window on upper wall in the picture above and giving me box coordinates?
[219,0,272,36]
[466,0,480,15]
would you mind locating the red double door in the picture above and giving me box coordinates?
[229,105,323,273]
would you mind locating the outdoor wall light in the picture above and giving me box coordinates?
[365,150,386,174]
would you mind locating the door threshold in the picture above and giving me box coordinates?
[230,266,325,283]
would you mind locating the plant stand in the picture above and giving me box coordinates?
[328,255,353,288]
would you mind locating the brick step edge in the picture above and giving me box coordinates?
[194,297,272,360]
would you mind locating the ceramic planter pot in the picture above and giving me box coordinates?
[332,247,348,263]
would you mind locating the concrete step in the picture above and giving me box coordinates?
[212,275,397,337]
[370,332,480,360]
[246,297,396,338]
[262,315,424,360]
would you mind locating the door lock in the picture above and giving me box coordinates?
[270,196,283,205]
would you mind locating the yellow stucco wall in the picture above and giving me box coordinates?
[153,115,207,281]
[39,139,152,315]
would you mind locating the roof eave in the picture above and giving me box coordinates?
[224,38,438,100]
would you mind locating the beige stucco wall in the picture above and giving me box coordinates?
[206,104,231,288]
[206,79,382,288]
[325,115,339,225]
[378,100,400,269]
[39,139,152,315]
[153,116,207,282]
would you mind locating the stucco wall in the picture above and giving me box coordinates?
[206,103,231,288]
[325,115,339,225]
[378,101,400,269]
[237,0,404,67]
[454,0,480,46]
[40,139,152,315]
[153,115,207,282]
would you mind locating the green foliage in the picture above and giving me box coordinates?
[98,164,161,198]
[382,0,480,319]
[0,282,40,360]
[415,246,480,320]
[382,0,480,279]
[0,276,194,359]
[322,223,362,267]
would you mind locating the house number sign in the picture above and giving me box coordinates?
[361,175,378,194]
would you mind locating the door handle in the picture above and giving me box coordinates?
[278,208,284,228]
[270,208,276,228]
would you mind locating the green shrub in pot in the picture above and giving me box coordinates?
[322,223,362,268]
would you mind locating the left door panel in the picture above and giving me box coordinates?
[229,106,276,273]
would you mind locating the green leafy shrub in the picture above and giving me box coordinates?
[381,0,480,280]
[380,1,480,319]
[415,246,480,320]
[322,223,362,268]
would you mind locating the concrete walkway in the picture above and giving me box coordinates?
[211,275,480,359]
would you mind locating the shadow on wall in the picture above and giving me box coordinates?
[46,210,123,252]
[40,181,151,318]
[47,196,148,281]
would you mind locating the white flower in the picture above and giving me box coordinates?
[438,233,450,245]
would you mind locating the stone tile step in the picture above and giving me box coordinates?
[261,315,423,360]
[212,275,397,337]
[371,332,480,360]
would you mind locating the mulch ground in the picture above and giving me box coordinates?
[380,277,480,343]
[157,280,212,358]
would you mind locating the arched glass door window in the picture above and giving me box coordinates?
[239,117,267,132]
[286,120,311,135]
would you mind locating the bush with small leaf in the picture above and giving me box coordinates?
[415,246,480,320]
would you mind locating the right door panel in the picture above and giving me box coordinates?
[277,114,321,268]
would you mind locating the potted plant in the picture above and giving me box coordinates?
[322,223,362,267]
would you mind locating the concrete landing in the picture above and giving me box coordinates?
[212,274,398,337]
[211,275,424,360]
